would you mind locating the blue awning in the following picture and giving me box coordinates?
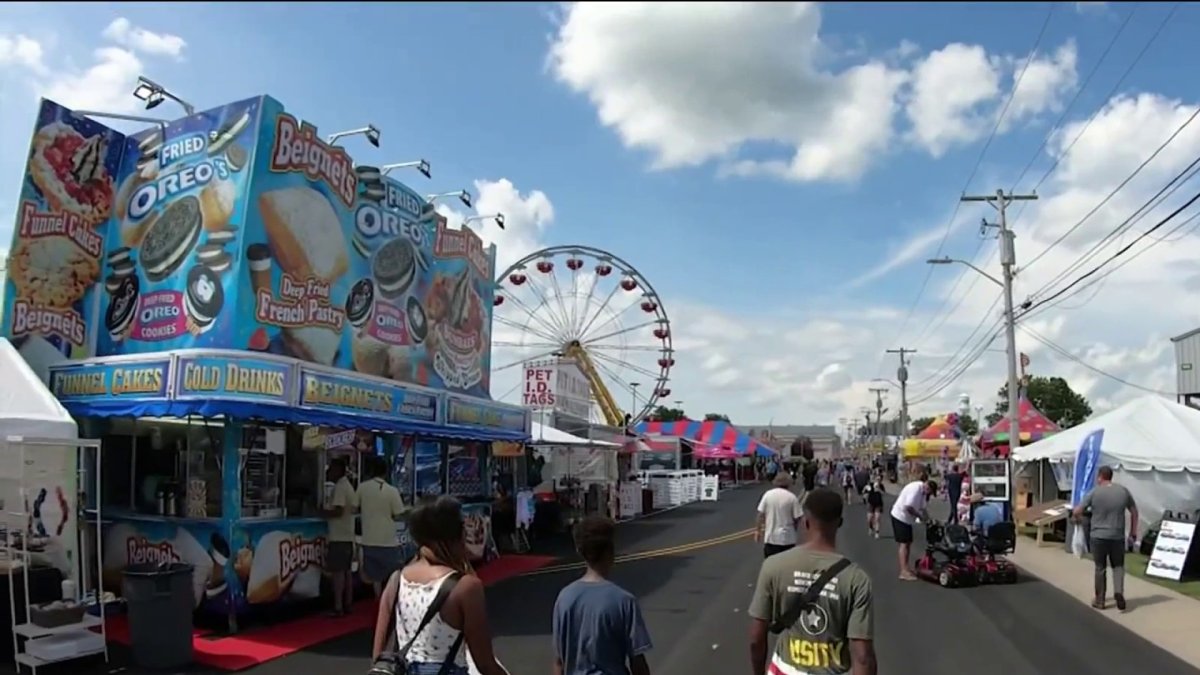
[48,350,531,443]
[59,397,529,442]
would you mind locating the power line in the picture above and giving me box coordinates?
[1018,188,1200,318]
[883,3,1057,372]
[1020,325,1174,396]
[909,6,1135,356]
[1022,103,1200,276]
[1009,2,1181,235]
[1027,160,1200,314]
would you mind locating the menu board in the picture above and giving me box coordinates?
[1147,520,1196,581]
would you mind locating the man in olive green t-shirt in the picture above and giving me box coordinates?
[749,488,876,675]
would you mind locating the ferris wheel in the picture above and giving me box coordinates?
[492,245,673,426]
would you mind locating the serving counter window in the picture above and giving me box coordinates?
[447,442,488,497]
[241,425,286,518]
[97,416,225,518]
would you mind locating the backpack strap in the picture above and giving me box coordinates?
[770,558,852,634]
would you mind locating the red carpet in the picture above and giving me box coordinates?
[102,554,558,671]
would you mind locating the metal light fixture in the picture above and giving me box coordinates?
[132,76,195,115]
[327,124,381,147]
[75,111,170,132]
[463,213,505,230]
[427,190,473,209]
[381,160,432,179]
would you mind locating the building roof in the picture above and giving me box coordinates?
[1172,326,1200,342]
[747,424,837,438]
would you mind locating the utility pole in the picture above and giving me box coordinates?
[962,189,1036,458]
[886,348,915,437]
[869,387,888,452]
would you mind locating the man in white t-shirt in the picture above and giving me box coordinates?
[890,474,936,581]
[755,472,803,558]
[355,456,406,596]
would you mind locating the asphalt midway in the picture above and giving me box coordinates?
[250,484,1200,675]
[24,485,1197,675]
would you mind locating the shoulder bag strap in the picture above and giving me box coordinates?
[437,633,466,675]
[379,571,404,655]
[770,558,853,634]
[394,572,463,660]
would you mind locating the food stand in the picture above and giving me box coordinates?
[2,95,530,633]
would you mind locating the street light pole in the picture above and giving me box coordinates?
[961,189,1037,457]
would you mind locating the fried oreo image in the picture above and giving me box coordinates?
[372,238,418,299]
[406,296,428,345]
[208,108,252,157]
[345,278,376,329]
[105,275,139,341]
[141,195,202,282]
[184,264,224,333]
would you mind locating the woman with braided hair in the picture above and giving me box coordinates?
[371,495,509,675]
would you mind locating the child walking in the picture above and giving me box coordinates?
[553,516,653,675]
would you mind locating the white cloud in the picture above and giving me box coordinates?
[905,43,1001,157]
[0,20,186,114]
[101,18,187,59]
[1074,2,1109,15]
[549,3,1077,182]
[574,90,1200,428]
[0,34,47,75]
[549,2,907,183]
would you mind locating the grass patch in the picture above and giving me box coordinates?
[1016,527,1200,600]
[1124,551,1200,600]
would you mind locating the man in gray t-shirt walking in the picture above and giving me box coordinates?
[1073,465,1139,611]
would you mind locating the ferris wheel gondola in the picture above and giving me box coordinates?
[492,245,673,426]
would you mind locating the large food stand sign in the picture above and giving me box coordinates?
[3,97,497,400]
[15,95,528,625]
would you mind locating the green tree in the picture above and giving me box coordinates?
[704,413,731,422]
[908,414,978,436]
[651,405,687,422]
[988,376,1092,429]
[909,416,935,436]
[959,414,980,437]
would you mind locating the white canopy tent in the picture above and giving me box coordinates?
[0,337,82,575]
[530,421,620,447]
[1012,395,1200,532]
[529,422,621,486]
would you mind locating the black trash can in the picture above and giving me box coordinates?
[122,563,195,669]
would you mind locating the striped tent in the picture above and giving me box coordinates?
[634,419,777,457]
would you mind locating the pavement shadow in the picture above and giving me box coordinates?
[485,551,690,639]
[1122,593,1173,611]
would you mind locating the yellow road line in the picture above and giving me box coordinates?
[520,527,756,577]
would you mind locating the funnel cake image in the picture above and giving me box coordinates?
[28,121,114,228]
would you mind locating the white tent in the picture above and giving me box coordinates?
[0,337,81,574]
[530,421,619,447]
[1012,395,1200,532]
[529,422,620,486]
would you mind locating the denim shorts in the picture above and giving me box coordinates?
[407,663,467,675]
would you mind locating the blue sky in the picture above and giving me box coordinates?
[3,2,1198,429]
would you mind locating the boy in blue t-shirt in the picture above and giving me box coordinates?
[553,516,652,675]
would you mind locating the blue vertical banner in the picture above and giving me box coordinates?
[1070,429,1104,507]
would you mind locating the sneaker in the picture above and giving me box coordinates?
[1115,594,1126,611]
[1091,597,1106,610]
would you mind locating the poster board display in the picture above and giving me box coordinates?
[1146,520,1196,581]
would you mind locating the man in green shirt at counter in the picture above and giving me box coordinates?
[321,457,357,616]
